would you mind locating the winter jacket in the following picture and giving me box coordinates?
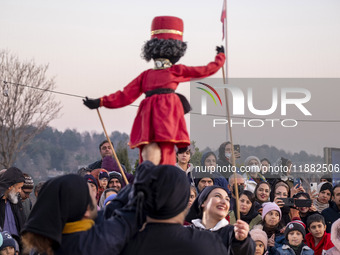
[0,198,26,238]
[122,223,229,255]
[190,218,256,254]
[269,244,314,255]
[321,201,340,233]
[305,232,333,255]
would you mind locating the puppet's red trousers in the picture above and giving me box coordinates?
[138,142,186,165]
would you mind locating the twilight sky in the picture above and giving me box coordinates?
[1,0,339,156]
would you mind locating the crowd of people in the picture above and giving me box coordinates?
[0,140,340,255]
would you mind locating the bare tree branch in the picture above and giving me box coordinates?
[0,50,62,168]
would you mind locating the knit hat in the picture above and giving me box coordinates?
[23,174,34,189]
[99,170,109,180]
[317,182,333,196]
[250,229,268,250]
[109,172,123,185]
[262,202,282,220]
[84,174,98,190]
[186,185,229,221]
[0,231,16,250]
[285,220,306,239]
[244,156,261,166]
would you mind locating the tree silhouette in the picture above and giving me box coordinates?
[0,50,61,168]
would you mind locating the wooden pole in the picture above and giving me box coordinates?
[96,109,129,185]
[222,0,240,220]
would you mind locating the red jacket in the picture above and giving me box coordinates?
[101,53,225,149]
[305,232,334,255]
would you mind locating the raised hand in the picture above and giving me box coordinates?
[234,219,249,241]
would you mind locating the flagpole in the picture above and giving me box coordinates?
[221,0,240,220]
[224,0,228,80]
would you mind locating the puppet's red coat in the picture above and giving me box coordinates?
[101,53,225,149]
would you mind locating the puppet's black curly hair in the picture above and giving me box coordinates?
[141,38,187,64]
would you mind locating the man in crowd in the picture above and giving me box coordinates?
[0,167,26,239]
[108,172,123,192]
[322,183,340,233]
[19,174,34,219]
[228,173,246,211]
[88,140,114,170]
[194,177,214,193]
[88,140,134,185]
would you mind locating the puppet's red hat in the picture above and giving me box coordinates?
[151,16,183,41]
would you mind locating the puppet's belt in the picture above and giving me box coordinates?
[145,88,191,114]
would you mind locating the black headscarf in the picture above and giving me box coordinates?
[21,174,91,248]
[132,164,190,220]
[234,190,258,224]
[218,142,230,160]
[186,185,229,222]
[0,167,25,197]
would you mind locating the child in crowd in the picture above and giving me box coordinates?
[268,220,314,255]
[255,202,286,249]
[0,231,16,255]
[98,170,109,190]
[305,214,333,255]
[99,188,119,209]
[250,228,268,255]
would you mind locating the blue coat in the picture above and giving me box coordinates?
[269,244,314,255]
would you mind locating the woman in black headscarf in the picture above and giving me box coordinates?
[229,190,262,230]
[187,185,255,254]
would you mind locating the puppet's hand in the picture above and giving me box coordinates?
[83,97,100,109]
[216,45,225,54]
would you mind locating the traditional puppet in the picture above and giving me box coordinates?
[84,16,225,165]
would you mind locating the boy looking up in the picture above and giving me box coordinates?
[305,214,333,255]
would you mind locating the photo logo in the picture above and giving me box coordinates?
[195,81,312,128]
[196,82,222,115]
